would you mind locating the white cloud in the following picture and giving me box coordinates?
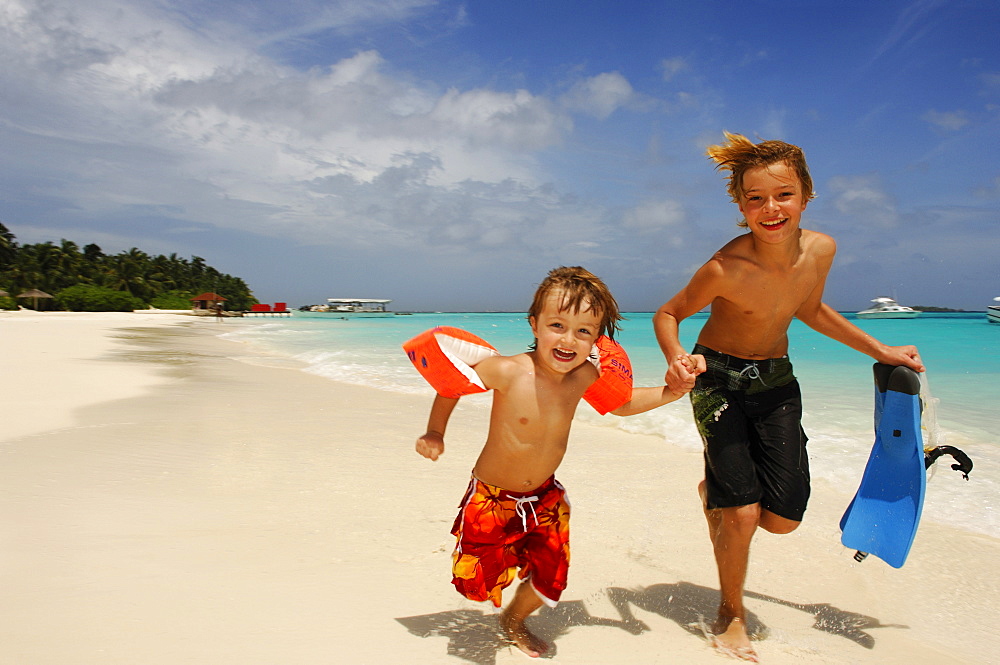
[560,72,634,119]
[622,199,686,246]
[872,0,945,60]
[660,57,687,81]
[922,109,970,132]
[827,174,900,228]
[0,0,589,253]
[166,0,442,47]
[430,87,569,149]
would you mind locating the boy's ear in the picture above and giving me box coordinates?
[528,315,537,335]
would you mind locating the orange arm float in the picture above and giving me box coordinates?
[403,326,633,414]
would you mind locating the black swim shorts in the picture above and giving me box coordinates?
[690,345,810,521]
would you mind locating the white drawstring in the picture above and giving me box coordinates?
[738,363,760,381]
[514,495,539,532]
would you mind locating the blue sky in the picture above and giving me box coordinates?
[2,0,998,311]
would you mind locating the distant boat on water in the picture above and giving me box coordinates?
[988,297,1000,325]
[296,298,394,318]
[856,297,920,319]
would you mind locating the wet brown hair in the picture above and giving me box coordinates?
[527,266,623,340]
[707,131,816,227]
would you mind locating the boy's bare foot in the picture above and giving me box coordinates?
[500,612,549,658]
[711,616,758,662]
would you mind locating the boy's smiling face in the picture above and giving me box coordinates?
[738,162,809,243]
[529,289,602,376]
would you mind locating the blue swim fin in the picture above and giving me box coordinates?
[840,364,926,568]
[839,364,894,523]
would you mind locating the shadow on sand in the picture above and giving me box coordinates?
[396,581,905,664]
[395,599,646,663]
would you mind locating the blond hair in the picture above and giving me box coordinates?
[707,131,815,226]
[527,266,623,340]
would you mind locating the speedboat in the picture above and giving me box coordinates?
[856,297,920,319]
[988,297,1000,324]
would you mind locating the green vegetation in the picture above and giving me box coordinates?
[54,285,146,312]
[0,223,256,311]
[911,305,967,312]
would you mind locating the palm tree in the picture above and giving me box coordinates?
[0,222,18,271]
[108,248,151,298]
[0,225,257,310]
[52,239,89,289]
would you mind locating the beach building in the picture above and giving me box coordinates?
[191,292,226,314]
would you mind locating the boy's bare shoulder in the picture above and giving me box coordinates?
[704,234,757,275]
[474,353,532,393]
[800,228,836,255]
[798,229,837,272]
[477,352,530,372]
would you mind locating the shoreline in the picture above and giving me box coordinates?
[0,313,995,663]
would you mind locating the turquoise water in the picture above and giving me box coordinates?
[219,312,998,538]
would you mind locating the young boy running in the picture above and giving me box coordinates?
[416,266,693,658]
[653,133,923,661]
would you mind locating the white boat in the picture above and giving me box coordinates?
[296,298,394,318]
[988,297,1000,324]
[856,297,920,319]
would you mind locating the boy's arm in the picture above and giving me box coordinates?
[415,394,459,461]
[653,280,709,359]
[610,385,685,417]
[609,356,697,416]
[795,242,924,372]
[414,355,510,461]
[653,259,719,384]
[798,302,924,371]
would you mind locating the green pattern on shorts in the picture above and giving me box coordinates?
[691,387,729,441]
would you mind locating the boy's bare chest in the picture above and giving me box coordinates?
[501,379,581,436]
[727,264,818,315]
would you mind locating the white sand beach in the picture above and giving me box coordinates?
[0,311,995,664]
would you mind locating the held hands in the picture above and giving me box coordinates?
[666,353,705,396]
[415,431,445,461]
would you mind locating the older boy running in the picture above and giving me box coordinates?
[653,132,923,661]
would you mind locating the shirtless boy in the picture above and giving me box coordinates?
[653,133,924,661]
[416,266,694,658]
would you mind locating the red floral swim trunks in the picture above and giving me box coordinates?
[450,475,570,608]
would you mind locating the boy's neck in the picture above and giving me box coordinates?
[749,228,803,268]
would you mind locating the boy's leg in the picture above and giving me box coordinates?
[500,478,569,658]
[695,374,805,662]
[500,581,547,657]
[702,498,797,663]
[700,481,759,660]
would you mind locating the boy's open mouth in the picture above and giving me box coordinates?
[553,348,576,362]
[760,218,787,229]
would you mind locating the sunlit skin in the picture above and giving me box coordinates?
[653,161,923,661]
[739,161,809,247]
[655,162,925,374]
[418,291,692,491]
[416,289,694,657]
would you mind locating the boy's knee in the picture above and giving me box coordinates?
[759,511,800,534]
[723,504,761,533]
